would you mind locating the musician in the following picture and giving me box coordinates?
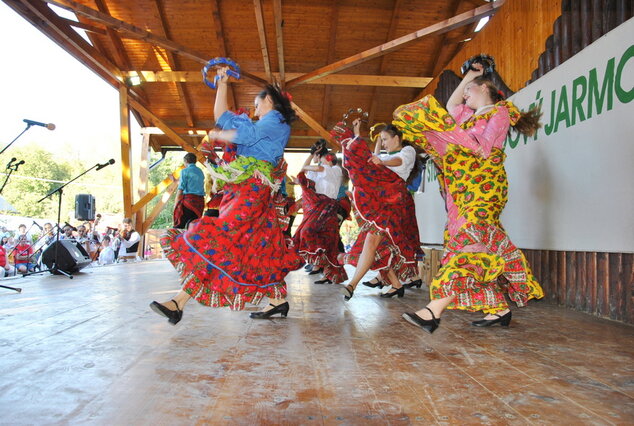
[118,218,140,262]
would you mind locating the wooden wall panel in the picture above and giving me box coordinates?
[422,0,562,96]
[523,250,633,324]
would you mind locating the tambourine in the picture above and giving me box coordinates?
[460,54,495,77]
[342,108,369,126]
[369,122,386,142]
[202,57,241,89]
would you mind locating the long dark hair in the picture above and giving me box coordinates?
[472,76,542,137]
[258,84,297,124]
[380,124,424,185]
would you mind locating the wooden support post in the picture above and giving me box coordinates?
[131,166,184,215]
[134,132,150,235]
[119,85,133,219]
[142,180,179,231]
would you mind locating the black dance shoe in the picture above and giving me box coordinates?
[362,279,385,288]
[150,299,183,325]
[402,308,440,334]
[250,302,290,319]
[403,279,423,289]
[314,278,333,284]
[380,286,405,298]
[308,268,323,275]
[340,284,354,301]
[471,310,512,327]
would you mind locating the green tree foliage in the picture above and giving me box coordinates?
[0,143,122,221]
[146,152,182,229]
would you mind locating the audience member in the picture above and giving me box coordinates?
[14,235,35,273]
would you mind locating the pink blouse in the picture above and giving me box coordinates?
[427,104,511,159]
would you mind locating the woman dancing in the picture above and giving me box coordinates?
[150,67,303,324]
[293,142,346,284]
[335,119,422,300]
[394,64,544,333]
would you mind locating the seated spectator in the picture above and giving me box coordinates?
[0,244,15,277]
[98,235,116,265]
[14,235,35,273]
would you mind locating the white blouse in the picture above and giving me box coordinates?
[379,145,416,181]
[306,165,343,199]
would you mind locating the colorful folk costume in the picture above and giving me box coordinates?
[332,126,422,283]
[160,110,303,310]
[293,166,347,283]
[393,95,544,314]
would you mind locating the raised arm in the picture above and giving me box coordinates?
[213,67,230,121]
[446,64,484,112]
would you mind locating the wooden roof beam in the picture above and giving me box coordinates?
[209,0,237,109]
[253,0,273,82]
[57,16,106,34]
[367,0,403,126]
[273,0,285,87]
[321,0,340,129]
[285,0,505,88]
[122,71,432,88]
[42,0,268,87]
[128,98,204,163]
[291,102,336,149]
[153,0,194,127]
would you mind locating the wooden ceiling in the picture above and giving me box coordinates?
[4,0,504,152]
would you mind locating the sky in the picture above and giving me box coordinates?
[0,2,136,170]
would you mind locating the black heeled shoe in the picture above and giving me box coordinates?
[402,308,440,334]
[250,302,290,319]
[362,279,385,288]
[472,310,512,327]
[380,286,405,298]
[149,299,183,325]
[403,279,422,289]
[314,278,333,284]
[340,284,354,301]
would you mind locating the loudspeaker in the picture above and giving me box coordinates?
[75,194,95,221]
[42,240,92,274]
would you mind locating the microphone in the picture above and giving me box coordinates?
[23,119,56,130]
[96,159,115,171]
[7,157,16,167]
[32,221,43,231]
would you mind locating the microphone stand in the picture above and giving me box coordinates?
[0,123,34,156]
[25,162,106,279]
[0,159,24,195]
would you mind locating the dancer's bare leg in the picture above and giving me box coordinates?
[383,268,403,294]
[415,295,456,319]
[160,290,191,311]
[345,232,382,291]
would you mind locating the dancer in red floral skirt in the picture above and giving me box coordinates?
[293,147,347,284]
[336,119,423,300]
[150,67,302,324]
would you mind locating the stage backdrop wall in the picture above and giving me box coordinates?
[415,18,634,254]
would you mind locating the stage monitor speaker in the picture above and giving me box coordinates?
[75,194,95,221]
[42,240,92,274]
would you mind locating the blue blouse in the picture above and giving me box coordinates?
[178,163,205,196]
[216,109,290,164]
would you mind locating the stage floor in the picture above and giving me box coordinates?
[1,260,633,425]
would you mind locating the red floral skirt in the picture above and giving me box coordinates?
[341,138,422,281]
[161,176,303,310]
[293,172,347,283]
